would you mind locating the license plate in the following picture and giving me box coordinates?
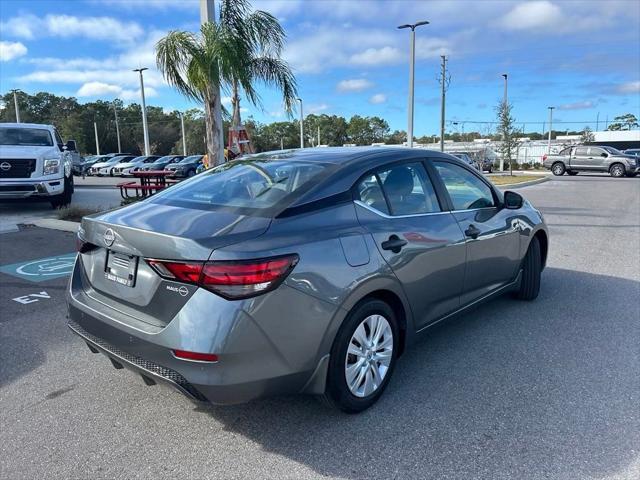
[105,250,138,287]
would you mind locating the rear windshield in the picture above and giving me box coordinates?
[0,127,53,146]
[152,158,332,216]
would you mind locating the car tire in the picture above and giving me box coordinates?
[567,171,579,176]
[323,299,399,413]
[514,236,541,301]
[609,163,626,177]
[187,169,196,177]
[551,162,566,176]
[50,176,73,209]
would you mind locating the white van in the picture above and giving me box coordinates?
[0,123,75,208]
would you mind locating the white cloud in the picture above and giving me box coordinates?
[307,103,329,114]
[76,81,157,100]
[499,1,561,31]
[350,46,402,66]
[616,81,640,94]
[557,101,595,110]
[337,79,374,93]
[369,93,387,104]
[0,14,143,44]
[0,41,27,62]
[221,96,233,106]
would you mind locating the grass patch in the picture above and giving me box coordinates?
[56,205,103,222]
[489,175,543,185]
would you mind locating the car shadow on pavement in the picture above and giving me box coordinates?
[194,267,639,479]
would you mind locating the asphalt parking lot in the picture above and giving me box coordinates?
[1,174,638,480]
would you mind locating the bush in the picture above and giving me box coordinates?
[56,206,103,222]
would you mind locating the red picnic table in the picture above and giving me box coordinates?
[116,170,181,199]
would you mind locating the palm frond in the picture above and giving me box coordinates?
[155,31,203,102]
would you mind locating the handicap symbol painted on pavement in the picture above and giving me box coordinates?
[0,253,77,282]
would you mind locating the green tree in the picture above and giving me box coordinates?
[607,113,639,131]
[496,100,520,174]
[580,126,595,143]
[156,0,296,165]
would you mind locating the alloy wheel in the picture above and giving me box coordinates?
[611,165,624,177]
[344,314,393,398]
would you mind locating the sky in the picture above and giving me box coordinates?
[0,0,639,136]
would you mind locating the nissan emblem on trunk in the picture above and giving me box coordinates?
[0,162,11,171]
[103,228,115,247]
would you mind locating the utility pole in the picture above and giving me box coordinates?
[596,112,600,131]
[133,68,150,156]
[9,89,21,123]
[180,112,187,155]
[113,102,122,153]
[318,125,320,147]
[439,55,447,152]
[94,121,100,155]
[398,21,429,148]
[547,106,555,154]
[280,138,284,150]
[297,97,304,148]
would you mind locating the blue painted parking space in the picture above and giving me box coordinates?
[0,253,77,282]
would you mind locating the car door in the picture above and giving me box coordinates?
[585,147,608,170]
[572,146,589,169]
[430,160,522,306]
[354,161,466,329]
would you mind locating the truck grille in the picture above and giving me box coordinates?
[0,159,36,179]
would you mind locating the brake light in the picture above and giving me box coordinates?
[146,254,298,300]
[173,350,219,362]
[542,154,547,161]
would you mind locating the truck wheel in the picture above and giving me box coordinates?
[513,236,541,301]
[323,299,399,413]
[551,162,566,176]
[50,176,73,209]
[567,171,579,176]
[609,163,625,177]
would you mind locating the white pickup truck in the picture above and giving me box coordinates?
[0,123,76,208]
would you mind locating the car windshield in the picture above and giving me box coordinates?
[151,156,176,164]
[0,127,54,146]
[177,155,202,164]
[602,146,623,154]
[152,158,332,216]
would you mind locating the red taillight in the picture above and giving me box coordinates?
[542,154,547,161]
[147,260,202,283]
[173,349,219,362]
[147,254,298,300]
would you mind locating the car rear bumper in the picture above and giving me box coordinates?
[66,257,334,405]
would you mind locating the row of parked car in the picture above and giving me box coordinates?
[74,153,204,178]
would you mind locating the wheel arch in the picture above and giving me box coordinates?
[533,229,548,270]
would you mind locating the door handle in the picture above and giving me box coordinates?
[381,235,407,253]
[464,224,481,239]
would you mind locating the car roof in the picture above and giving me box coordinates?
[0,122,54,129]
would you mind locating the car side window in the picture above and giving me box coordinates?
[54,129,64,149]
[589,147,605,156]
[574,147,588,156]
[378,163,440,215]
[434,161,495,210]
[356,174,390,215]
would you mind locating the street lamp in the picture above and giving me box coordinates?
[297,97,304,149]
[500,74,508,171]
[133,67,150,156]
[502,74,508,106]
[547,106,555,153]
[9,89,21,123]
[398,20,429,148]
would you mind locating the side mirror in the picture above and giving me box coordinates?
[65,140,77,152]
[601,152,608,158]
[504,191,524,209]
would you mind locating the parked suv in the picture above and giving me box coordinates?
[68,148,548,412]
[0,123,76,208]
[543,145,639,177]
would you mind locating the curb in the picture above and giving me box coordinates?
[75,184,120,190]
[495,176,551,189]
[31,218,80,232]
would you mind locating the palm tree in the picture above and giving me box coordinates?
[156,0,297,165]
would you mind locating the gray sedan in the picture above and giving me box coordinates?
[67,147,548,413]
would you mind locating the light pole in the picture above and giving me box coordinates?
[547,106,555,153]
[502,74,508,106]
[94,121,100,155]
[180,112,187,155]
[398,20,429,148]
[133,67,150,156]
[9,89,21,123]
[113,102,121,153]
[297,97,304,149]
